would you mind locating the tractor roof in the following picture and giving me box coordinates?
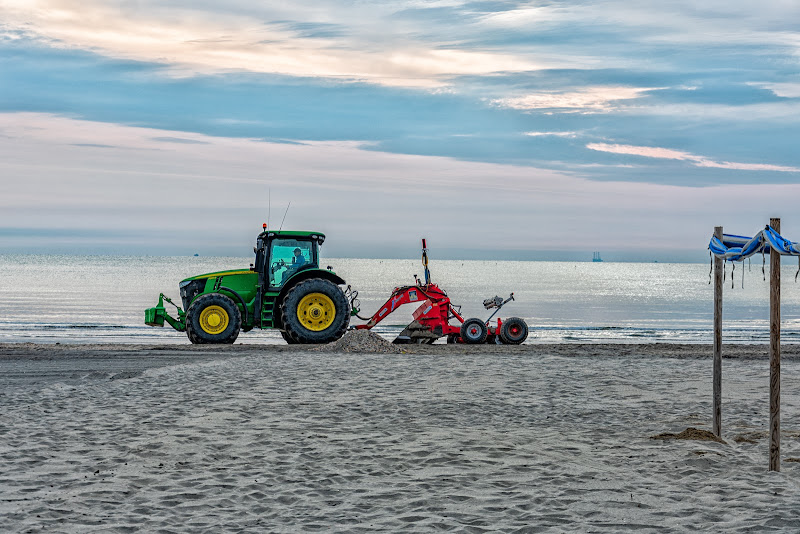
[263,230,326,240]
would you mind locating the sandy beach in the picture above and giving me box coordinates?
[3,342,800,532]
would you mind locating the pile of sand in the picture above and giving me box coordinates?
[316,329,401,353]
[650,427,726,444]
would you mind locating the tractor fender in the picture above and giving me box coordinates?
[273,269,347,328]
[218,286,249,327]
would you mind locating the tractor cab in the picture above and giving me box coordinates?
[254,230,325,288]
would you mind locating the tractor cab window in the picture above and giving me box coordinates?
[268,239,316,287]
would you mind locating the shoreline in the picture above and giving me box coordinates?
[3,341,800,361]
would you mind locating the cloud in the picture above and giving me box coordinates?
[491,0,800,48]
[2,1,799,190]
[0,1,542,88]
[492,86,659,113]
[586,143,800,172]
[70,143,116,148]
[479,5,558,27]
[751,82,800,99]
[587,144,698,161]
[524,131,580,138]
[3,0,798,94]
[692,160,800,172]
[152,136,210,144]
[3,112,800,257]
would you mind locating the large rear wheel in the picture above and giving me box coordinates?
[499,317,528,344]
[186,293,241,344]
[281,279,349,344]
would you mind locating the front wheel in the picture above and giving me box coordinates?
[281,279,350,344]
[460,318,488,344]
[186,293,241,344]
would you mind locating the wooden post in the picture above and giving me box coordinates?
[769,217,781,472]
[713,227,723,437]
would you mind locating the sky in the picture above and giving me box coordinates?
[1,1,799,261]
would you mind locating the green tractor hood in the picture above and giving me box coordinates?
[181,269,256,282]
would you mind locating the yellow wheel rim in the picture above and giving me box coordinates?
[297,293,336,331]
[199,305,229,335]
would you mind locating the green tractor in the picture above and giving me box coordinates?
[145,226,350,344]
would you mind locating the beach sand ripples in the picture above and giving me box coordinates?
[1,345,800,531]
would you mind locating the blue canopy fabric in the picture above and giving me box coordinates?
[708,226,800,262]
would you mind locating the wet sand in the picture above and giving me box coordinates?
[2,343,800,532]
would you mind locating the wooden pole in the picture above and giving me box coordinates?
[713,226,723,437]
[769,217,781,472]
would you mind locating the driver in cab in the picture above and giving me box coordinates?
[290,247,305,269]
[272,247,306,285]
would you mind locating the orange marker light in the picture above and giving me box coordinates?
[263,223,267,229]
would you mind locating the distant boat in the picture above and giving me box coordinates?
[592,252,603,262]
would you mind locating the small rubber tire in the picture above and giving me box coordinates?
[185,293,241,345]
[446,333,460,344]
[500,317,528,345]
[460,318,488,344]
[281,278,349,344]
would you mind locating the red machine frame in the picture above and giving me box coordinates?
[354,282,465,337]
[350,239,526,344]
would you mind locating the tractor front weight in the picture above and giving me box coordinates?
[145,293,187,332]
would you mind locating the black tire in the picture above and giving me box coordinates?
[186,326,204,345]
[460,318,488,344]
[185,293,241,344]
[281,279,349,344]
[500,317,528,345]
[446,333,460,344]
[281,330,300,344]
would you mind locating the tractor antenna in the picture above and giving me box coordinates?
[279,202,291,231]
[267,188,271,229]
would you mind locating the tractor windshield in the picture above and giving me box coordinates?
[268,238,316,287]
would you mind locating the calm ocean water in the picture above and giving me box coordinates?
[2,254,800,344]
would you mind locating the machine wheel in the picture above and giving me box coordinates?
[281,330,300,344]
[460,318,488,344]
[281,278,349,344]
[186,293,241,344]
[446,333,460,344]
[500,317,528,345]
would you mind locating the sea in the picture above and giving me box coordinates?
[2,254,800,345]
